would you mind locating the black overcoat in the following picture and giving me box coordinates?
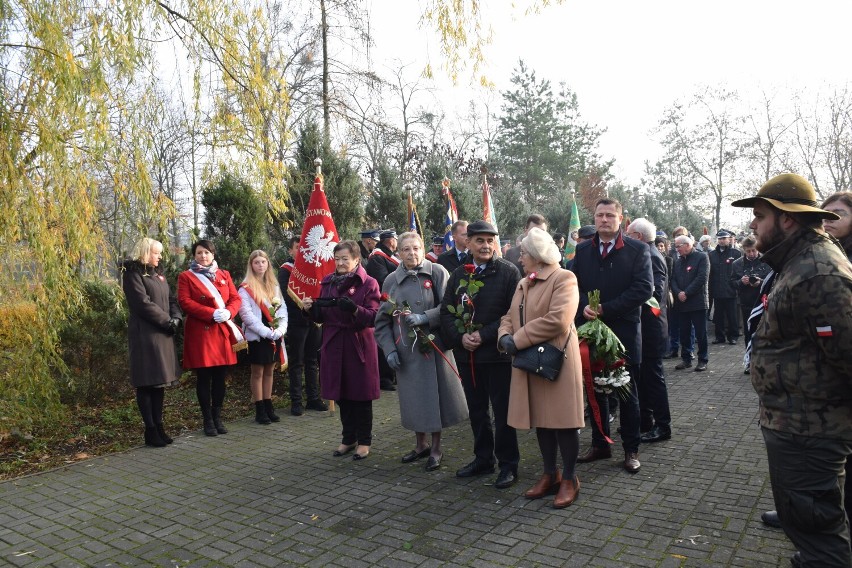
[121,261,182,388]
[571,232,653,366]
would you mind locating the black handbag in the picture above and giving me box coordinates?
[510,289,573,381]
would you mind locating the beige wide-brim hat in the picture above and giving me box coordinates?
[522,227,562,265]
[731,173,840,220]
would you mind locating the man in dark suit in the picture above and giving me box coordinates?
[627,218,672,444]
[670,235,710,372]
[440,220,521,489]
[573,198,653,473]
[437,220,469,273]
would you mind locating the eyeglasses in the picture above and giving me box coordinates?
[674,243,688,248]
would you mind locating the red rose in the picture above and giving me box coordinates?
[464,264,476,274]
[609,358,626,370]
[380,292,390,301]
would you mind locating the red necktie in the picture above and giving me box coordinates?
[601,242,611,258]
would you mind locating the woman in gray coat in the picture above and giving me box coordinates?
[121,237,182,447]
[375,232,468,471]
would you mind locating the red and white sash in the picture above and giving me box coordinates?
[370,249,400,266]
[239,284,287,369]
[190,271,247,351]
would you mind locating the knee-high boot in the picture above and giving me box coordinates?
[212,406,228,434]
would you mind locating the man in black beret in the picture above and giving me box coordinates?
[441,220,521,488]
[708,229,742,345]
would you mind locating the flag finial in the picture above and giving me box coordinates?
[314,157,322,175]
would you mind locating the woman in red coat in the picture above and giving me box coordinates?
[178,239,242,436]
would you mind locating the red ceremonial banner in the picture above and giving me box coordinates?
[287,173,340,307]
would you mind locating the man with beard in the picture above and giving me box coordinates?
[732,173,852,568]
[708,229,742,345]
[441,221,521,489]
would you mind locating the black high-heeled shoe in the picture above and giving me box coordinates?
[333,443,356,457]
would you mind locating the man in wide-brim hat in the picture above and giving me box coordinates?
[732,173,852,568]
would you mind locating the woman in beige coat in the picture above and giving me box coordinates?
[498,227,585,508]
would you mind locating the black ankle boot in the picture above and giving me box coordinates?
[201,407,217,436]
[263,399,280,422]
[144,426,167,447]
[156,424,173,444]
[212,407,228,434]
[255,401,271,424]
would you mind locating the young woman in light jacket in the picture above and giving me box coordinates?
[238,250,288,424]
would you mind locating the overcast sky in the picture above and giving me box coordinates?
[366,0,852,186]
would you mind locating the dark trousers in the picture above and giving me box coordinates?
[196,366,228,415]
[679,310,708,363]
[459,362,519,471]
[637,357,671,433]
[668,306,680,353]
[338,399,373,446]
[763,428,851,567]
[713,297,739,341]
[590,364,642,453]
[669,308,695,355]
[286,324,321,405]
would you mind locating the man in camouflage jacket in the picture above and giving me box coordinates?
[733,173,852,568]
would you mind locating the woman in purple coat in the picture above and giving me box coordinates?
[302,240,380,460]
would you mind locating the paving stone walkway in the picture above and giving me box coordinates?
[1,342,795,567]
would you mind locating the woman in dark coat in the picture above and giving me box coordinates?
[177,239,242,437]
[302,240,380,460]
[121,237,182,447]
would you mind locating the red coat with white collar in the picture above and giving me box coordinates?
[178,268,242,369]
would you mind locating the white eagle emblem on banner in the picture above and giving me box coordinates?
[300,224,338,267]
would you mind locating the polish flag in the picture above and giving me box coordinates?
[816,326,833,337]
[287,162,340,307]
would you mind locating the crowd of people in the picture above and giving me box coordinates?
[120,176,851,565]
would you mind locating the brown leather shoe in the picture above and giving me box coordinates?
[624,451,641,473]
[577,446,612,463]
[524,472,562,499]
[553,477,580,509]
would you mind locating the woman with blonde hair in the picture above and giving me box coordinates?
[121,237,182,447]
[239,250,288,425]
